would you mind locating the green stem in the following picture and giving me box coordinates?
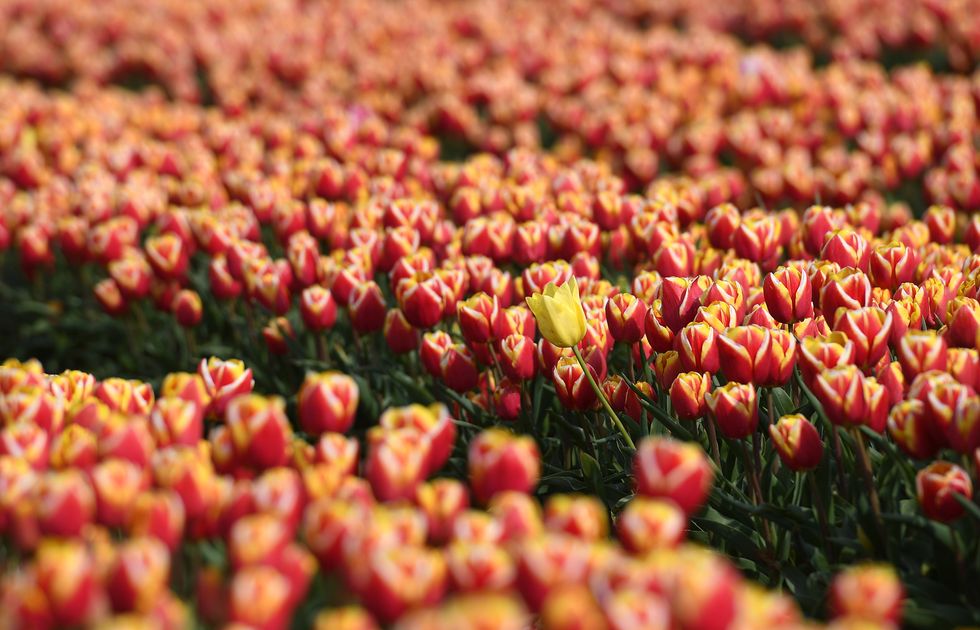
[572,345,635,450]
[850,426,885,555]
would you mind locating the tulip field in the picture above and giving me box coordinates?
[3,0,980,628]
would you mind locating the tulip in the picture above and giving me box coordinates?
[35,470,96,537]
[543,494,608,541]
[717,325,772,385]
[819,268,870,325]
[226,395,293,470]
[605,293,647,343]
[440,344,480,393]
[300,286,338,332]
[829,564,904,624]
[313,607,380,630]
[616,497,686,554]
[171,289,203,327]
[896,330,948,381]
[539,584,608,630]
[379,404,456,475]
[675,323,720,374]
[660,275,711,332]
[669,372,711,421]
[946,297,980,348]
[199,357,254,417]
[833,306,892,370]
[348,281,388,334]
[916,461,973,523]
[297,372,359,436]
[129,490,186,552]
[525,277,586,348]
[446,541,516,593]
[769,414,823,471]
[487,491,543,542]
[383,309,420,355]
[229,566,294,630]
[498,333,536,380]
[644,300,675,352]
[458,292,501,344]
[362,546,448,623]
[468,428,540,504]
[107,537,171,612]
[34,540,99,626]
[764,266,813,323]
[706,382,758,439]
[365,428,429,503]
[633,437,713,515]
[514,534,591,612]
[415,479,469,545]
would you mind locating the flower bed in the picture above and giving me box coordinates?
[0,1,979,628]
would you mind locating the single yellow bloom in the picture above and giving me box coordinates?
[525,277,587,348]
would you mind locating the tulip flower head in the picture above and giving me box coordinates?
[525,277,587,348]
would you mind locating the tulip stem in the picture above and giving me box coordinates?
[572,346,635,450]
[738,440,774,555]
[850,426,885,554]
[316,332,328,363]
[704,417,721,467]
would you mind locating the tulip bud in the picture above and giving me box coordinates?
[199,357,254,417]
[616,497,686,554]
[653,351,681,391]
[549,356,596,411]
[833,306,892,370]
[107,537,171,613]
[150,397,204,448]
[94,278,128,316]
[769,414,823,471]
[298,372,359,436]
[764,266,813,323]
[382,309,419,355]
[887,400,940,460]
[717,325,772,385]
[829,564,904,624]
[263,316,295,354]
[468,429,540,504]
[35,470,96,537]
[897,330,948,381]
[644,300,675,352]
[706,382,758,439]
[821,228,869,272]
[498,334,536,380]
[457,292,500,344]
[226,395,293,470]
[300,286,338,332]
[415,479,469,545]
[445,541,516,594]
[440,344,480,393]
[946,297,980,348]
[229,566,293,629]
[539,584,608,630]
[169,289,202,328]
[543,494,608,541]
[34,540,99,626]
[129,490,186,552]
[633,437,713,515]
[869,241,917,290]
[669,372,711,420]
[362,546,448,623]
[660,276,710,332]
[379,404,456,475]
[605,293,647,343]
[349,281,388,334]
[675,323,721,374]
[514,534,591,612]
[819,268,870,325]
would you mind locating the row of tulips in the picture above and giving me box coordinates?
[0,358,906,629]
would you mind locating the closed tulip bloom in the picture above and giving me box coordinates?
[887,400,941,460]
[644,300,675,352]
[869,241,917,290]
[633,437,713,515]
[764,266,813,323]
[383,309,420,354]
[829,564,904,624]
[717,325,773,385]
[706,382,758,439]
[458,292,501,344]
[552,356,598,411]
[896,330,948,381]
[916,461,973,522]
[172,289,203,327]
[812,366,875,429]
[833,306,893,370]
[660,275,711,332]
[799,333,855,385]
[498,333,536,380]
[468,428,541,504]
[606,293,647,343]
[821,228,869,271]
[298,372,359,436]
[653,350,682,390]
[819,267,870,325]
[675,322,721,374]
[769,414,823,471]
[616,497,686,554]
[669,371,711,420]
[300,286,338,332]
[525,277,587,348]
[348,281,387,334]
[946,297,980,348]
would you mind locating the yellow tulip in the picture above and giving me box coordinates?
[525,277,587,348]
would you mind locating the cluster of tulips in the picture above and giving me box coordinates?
[0,358,906,629]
